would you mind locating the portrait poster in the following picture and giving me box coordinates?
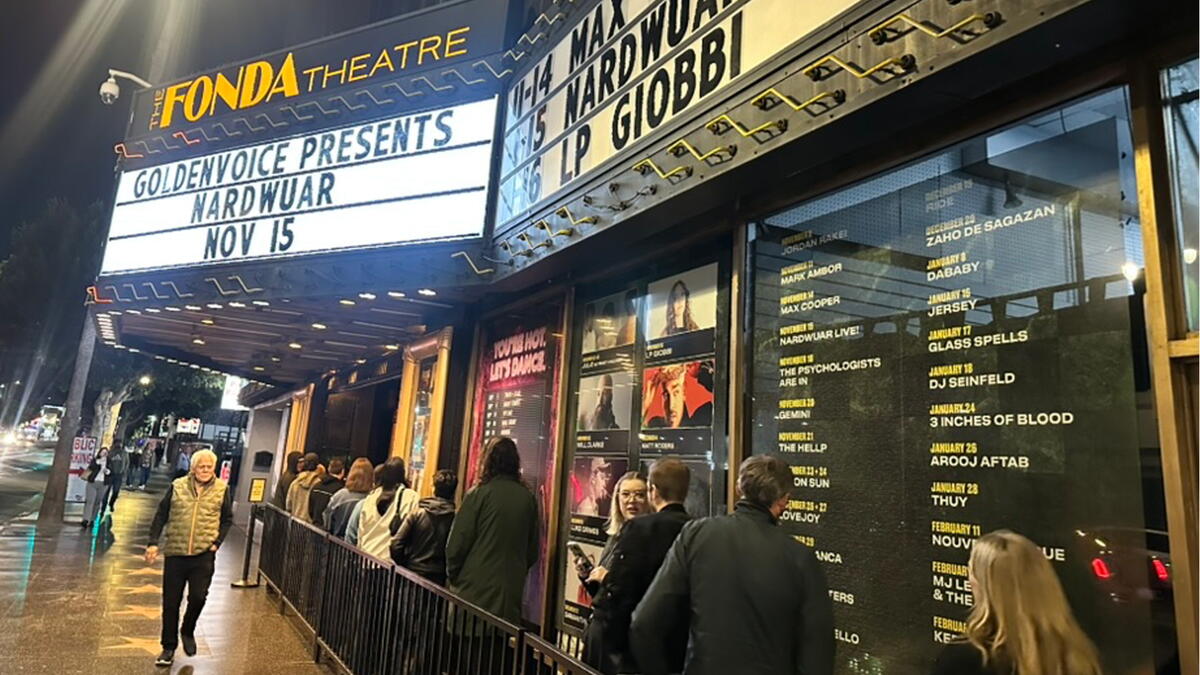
[562,540,604,630]
[569,455,629,518]
[639,359,714,455]
[641,457,714,519]
[465,300,564,626]
[580,289,640,354]
[645,263,718,362]
[575,370,635,455]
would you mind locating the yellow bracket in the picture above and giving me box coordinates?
[517,232,553,252]
[705,115,788,137]
[751,88,845,112]
[803,54,914,81]
[869,12,998,42]
[535,220,575,238]
[666,139,737,162]
[554,206,598,226]
[498,240,533,257]
[631,158,693,181]
[451,251,495,276]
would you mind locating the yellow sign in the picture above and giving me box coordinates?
[154,26,472,130]
[248,477,267,503]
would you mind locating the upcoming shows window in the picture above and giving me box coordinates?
[748,89,1176,673]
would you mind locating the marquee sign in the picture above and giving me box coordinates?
[100,97,498,275]
[496,0,858,225]
[128,0,511,134]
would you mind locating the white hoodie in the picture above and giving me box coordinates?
[357,486,418,560]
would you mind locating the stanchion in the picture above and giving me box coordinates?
[231,503,261,589]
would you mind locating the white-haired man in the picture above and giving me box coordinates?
[145,448,233,667]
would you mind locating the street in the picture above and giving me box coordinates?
[0,442,52,526]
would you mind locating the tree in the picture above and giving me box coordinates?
[0,198,107,427]
[84,348,223,446]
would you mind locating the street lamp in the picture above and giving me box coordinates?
[99,69,153,106]
[139,375,152,386]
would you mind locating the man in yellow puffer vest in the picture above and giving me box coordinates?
[145,449,233,668]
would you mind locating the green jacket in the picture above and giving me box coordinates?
[149,475,234,557]
[445,475,539,624]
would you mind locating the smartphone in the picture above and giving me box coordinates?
[568,543,593,577]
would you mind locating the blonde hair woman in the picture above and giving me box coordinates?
[933,530,1102,675]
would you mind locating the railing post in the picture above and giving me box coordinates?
[313,532,331,664]
[231,504,260,588]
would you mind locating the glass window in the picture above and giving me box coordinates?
[1162,58,1199,332]
[748,88,1177,673]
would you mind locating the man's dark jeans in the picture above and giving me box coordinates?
[161,551,216,649]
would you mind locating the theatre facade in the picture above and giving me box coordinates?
[90,0,1197,671]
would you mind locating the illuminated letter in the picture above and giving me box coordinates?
[184,76,214,122]
[445,27,470,58]
[213,68,244,113]
[160,81,192,128]
[347,52,371,82]
[239,60,274,108]
[267,53,300,100]
[393,40,419,69]
[368,49,394,78]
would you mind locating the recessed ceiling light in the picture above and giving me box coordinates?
[417,288,436,296]
[270,356,281,362]
[311,322,327,330]
[253,366,265,372]
[108,310,122,315]
[358,292,376,300]
[288,342,303,349]
[206,303,223,309]
[185,305,202,311]
[355,358,367,365]
[145,308,161,313]
[201,318,215,325]
[192,337,206,345]
[126,309,141,314]
[252,300,270,307]
[229,301,246,308]
[164,306,181,312]
[339,299,356,306]
[387,291,406,298]
[189,364,200,369]
[127,348,140,353]
[385,344,400,351]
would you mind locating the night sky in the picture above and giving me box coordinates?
[0,0,441,257]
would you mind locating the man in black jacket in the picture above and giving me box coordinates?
[584,457,691,675]
[631,454,834,675]
[390,469,457,585]
[308,456,346,526]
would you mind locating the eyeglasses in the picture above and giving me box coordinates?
[619,490,647,500]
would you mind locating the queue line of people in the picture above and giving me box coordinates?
[273,437,539,630]
[269,442,1104,675]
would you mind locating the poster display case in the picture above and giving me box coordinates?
[556,258,730,634]
[747,88,1177,673]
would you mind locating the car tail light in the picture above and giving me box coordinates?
[1152,558,1170,582]
[1091,557,1113,579]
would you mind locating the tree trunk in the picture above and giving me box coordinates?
[39,319,95,524]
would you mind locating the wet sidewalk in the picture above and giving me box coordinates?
[0,470,330,674]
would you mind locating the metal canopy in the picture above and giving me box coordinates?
[91,239,490,386]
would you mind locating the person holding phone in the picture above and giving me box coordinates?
[585,459,690,675]
[575,471,648,602]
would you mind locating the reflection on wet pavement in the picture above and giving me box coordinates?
[0,468,331,674]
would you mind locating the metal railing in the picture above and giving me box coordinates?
[256,504,600,675]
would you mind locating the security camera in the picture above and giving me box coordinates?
[99,77,120,105]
